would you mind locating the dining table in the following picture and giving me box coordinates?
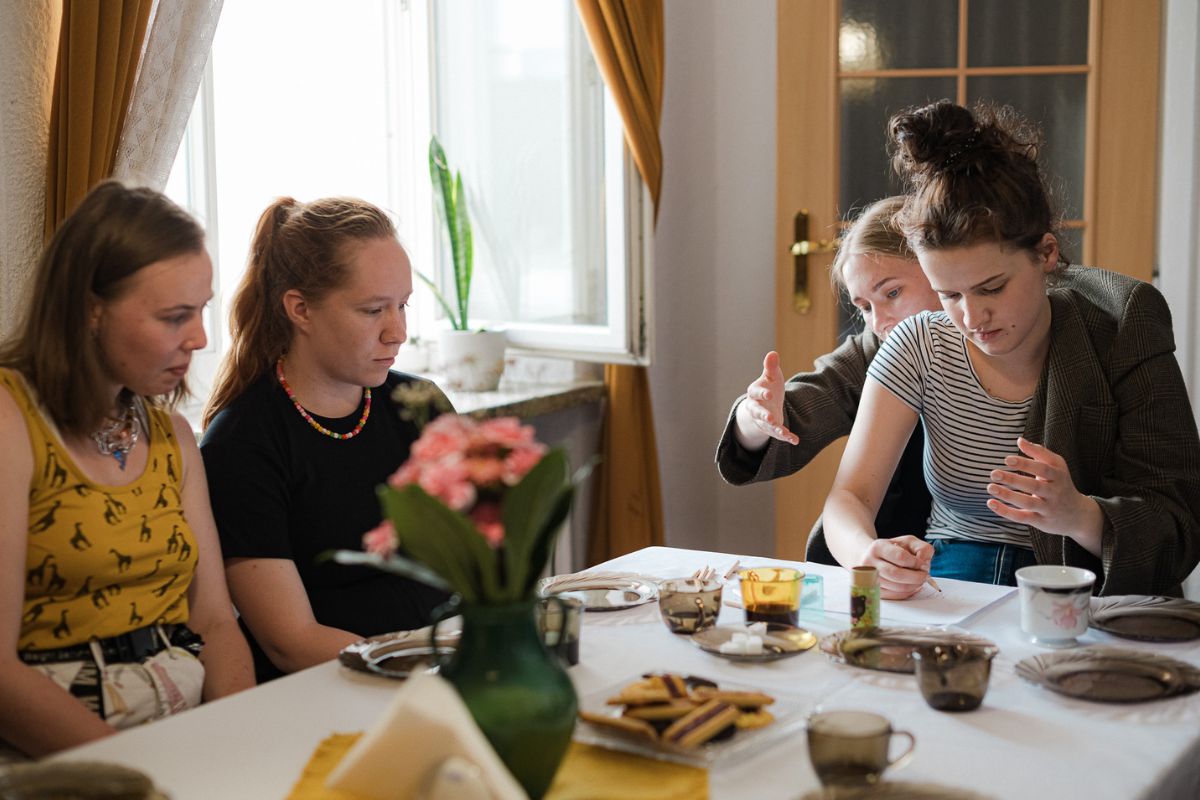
[51,546,1200,799]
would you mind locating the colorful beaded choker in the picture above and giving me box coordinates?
[275,358,371,440]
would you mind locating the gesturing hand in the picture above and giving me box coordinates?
[858,535,932,600]
[986,437,1102,543]
[739,351,799,446]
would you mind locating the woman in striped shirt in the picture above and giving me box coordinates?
[824,100,1200,599]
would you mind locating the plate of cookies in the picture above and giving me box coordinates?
[575,671,807,765]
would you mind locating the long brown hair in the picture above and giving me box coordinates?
[0,181,204,435]
[203,196,397,427]
[887,100,1069,271]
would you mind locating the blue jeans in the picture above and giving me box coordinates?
[929,539,1037,587]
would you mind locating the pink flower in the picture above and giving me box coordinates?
[503,443,547,485]
[411,415,473,462]
[469,501,505,547]
[1050,598,1083,629]
[479,417,537,448]
[418,460,476,511]
[464,456,506,485]
[388,460,422,489]
[362,520,398,557]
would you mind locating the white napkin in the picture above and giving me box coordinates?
[538,570,659,594]
[326,671,528,800]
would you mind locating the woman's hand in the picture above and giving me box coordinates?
[986,437,1104,555]
[858,535,932,600]
[734,351,799,450]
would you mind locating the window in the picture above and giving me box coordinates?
[165,0,650,418]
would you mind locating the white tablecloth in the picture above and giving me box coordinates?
[53,546,1200,799]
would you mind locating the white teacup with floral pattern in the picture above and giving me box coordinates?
[1016,565,1096,648]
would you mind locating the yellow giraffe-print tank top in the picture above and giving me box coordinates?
[2,370,197,651]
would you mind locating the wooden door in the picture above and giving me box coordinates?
[774,0,1162,560]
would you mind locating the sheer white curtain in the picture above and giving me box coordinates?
[113,0,222,190]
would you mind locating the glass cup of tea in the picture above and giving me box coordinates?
[739,567,802,627]
[911,643,998,712]
[536,595,583,666]
[806,709,915,786]
[657,577,723,634]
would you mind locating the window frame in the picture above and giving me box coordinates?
[170,0,651,379]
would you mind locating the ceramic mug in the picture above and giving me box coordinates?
[1015,565,1096,647]
[806,710,915,786]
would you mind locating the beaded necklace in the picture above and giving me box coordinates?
[91,397,141,469]
[275,358,371,440]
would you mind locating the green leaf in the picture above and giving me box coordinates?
[453,171,472,330]
[415,269,461,330]
[429,136,467,330]
[379,484,501,603]
[321,549,454,594]
[523,483,575,597]
[501,449,570,601]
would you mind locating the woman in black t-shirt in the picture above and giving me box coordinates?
[200,197,450,682]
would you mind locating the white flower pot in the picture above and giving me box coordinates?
[438,329,507,392]
[393,340,430,373]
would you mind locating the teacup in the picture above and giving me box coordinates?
[911,643,998,712]
[806,710,915,786]
[657,577,722,634]
[739,567,802,627]
[1015,565,1096,647]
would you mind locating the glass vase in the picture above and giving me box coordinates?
[435,600,577,798]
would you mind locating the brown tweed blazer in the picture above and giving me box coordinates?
[715,326,932,563]
[716,266,1200,596]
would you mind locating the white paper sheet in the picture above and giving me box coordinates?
[591,546,1015,628]
[801,561,1015,626]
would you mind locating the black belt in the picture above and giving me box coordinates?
[19,624,203,665]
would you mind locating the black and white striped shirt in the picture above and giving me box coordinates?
[867,311,1033,547]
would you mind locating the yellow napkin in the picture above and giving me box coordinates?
[545,743,709,800]
[290,735,708,800]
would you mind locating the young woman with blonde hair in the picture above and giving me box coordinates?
[201,197,451,682]
[716,195,942,562]
[0,181,252,757]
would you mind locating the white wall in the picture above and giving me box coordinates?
[652,0,777,558]
[1158,0,1200,414]
[0,1,59,339]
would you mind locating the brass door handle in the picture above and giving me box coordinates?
[791,210,839,314]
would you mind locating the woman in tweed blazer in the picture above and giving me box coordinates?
[823,100,1200,599]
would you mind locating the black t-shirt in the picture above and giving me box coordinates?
[201,370,451,681]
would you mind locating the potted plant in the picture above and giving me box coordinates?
[331,414,580,798]
[420,136,507,392]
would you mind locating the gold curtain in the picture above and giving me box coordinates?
[575,0,663,209]
[44,0,153,239]
[576,0,665,564]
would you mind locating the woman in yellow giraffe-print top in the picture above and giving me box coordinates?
[0,182,254,758]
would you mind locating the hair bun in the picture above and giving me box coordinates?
[890,100,991,180]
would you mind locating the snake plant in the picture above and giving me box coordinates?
[419,135,474,331]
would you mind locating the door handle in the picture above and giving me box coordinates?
[791,210,839,314]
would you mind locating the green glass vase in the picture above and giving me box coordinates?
[437,600,577,799]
